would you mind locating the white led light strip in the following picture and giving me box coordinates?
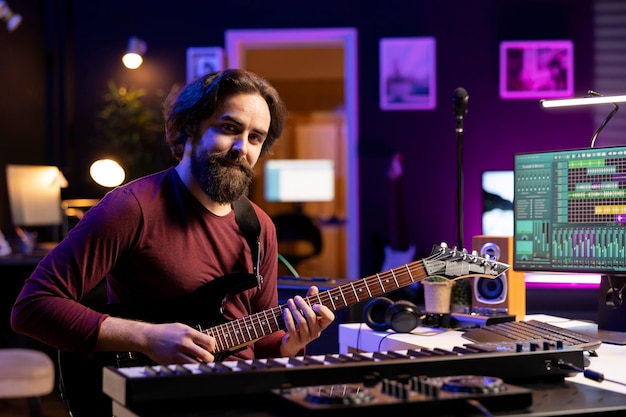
[541,95,626,108]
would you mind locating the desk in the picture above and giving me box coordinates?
[0,250,58,372]
[0,252,45,348]
[0,251,47,266]
[105,314,626,417]
[339,314,626,398]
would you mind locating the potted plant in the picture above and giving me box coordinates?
[92,80,171,183]
[423,275,455,313]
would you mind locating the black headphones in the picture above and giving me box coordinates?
[362,297,423,333]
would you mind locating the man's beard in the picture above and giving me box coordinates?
[190,148,255,204]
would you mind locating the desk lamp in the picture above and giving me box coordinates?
[61,159,125,237]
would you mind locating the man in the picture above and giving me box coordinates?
[11,69,335,415]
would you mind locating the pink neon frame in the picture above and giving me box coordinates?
[500,40,574,99]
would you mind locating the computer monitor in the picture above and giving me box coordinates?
[6,164,63,227]
[264,159,335,202]
[482,170,514,236]
[513,145,626,343]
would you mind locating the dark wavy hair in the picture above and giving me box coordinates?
[163,69,287,160]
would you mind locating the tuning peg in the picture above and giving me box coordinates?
[467,250,477,264]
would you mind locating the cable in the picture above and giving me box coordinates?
[356,322,363,352]
[278,253,300,277]
[376,332,395,352]
[466,398,494,417]
[557,360,626,386]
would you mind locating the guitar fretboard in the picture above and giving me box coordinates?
[205,260,428,353]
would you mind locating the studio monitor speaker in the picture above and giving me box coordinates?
[471,235,526,320]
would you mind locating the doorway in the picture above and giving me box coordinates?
[225,28,359,280]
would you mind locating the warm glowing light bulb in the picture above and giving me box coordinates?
[122,36,147,69]
[90,159,125,187]
[122,52,143,69]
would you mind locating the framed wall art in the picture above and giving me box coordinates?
[500,40,574,99]
[379,37,436,110]
[186,47,224,83]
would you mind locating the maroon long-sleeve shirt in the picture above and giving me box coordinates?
[11,167,284,360]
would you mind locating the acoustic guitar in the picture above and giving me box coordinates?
[58,243,509,417]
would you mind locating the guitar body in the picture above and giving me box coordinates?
[381,152,416,273]
[58,350,114,417]
[382,244,416,272]
[58,272,258,417]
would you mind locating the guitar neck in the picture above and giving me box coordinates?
[309,260,427,312]
[206,259,428,354]
[203,243,510,357]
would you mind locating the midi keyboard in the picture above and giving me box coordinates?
[462,319,603,352]
[103,345,585,408]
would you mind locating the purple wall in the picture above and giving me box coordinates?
[0,0,595,277]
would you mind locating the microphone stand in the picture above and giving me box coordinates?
[456,115,464,249]
[453,87,468,250]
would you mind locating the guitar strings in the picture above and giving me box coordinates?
[204,246,504,355]
[204,259,430,354]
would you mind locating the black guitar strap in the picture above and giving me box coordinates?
[232,197,263,288]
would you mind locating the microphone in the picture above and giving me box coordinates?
[453,87,469,133]
[453,87,469,118]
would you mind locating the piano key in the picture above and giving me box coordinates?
[432,348,456,356]
[403,349,429,357]
[323,354,348,364]
[265,358,287,368]
[212,362,234,372]
[373,351,405,360]
[288,356,323,366]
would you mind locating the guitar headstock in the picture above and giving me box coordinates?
[388,152,403,181]
[423,242,509,279]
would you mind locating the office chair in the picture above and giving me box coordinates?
[273,211,323,276]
